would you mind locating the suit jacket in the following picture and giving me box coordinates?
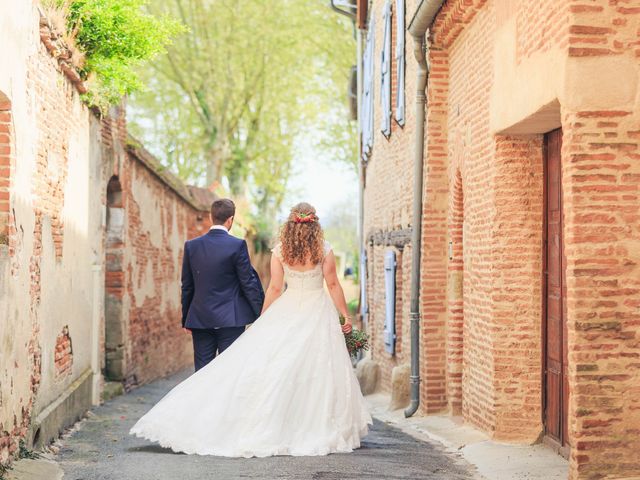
[181,229,265,329]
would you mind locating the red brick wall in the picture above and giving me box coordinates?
[443,4,499,433]
[491,136,544,440]
[563,2,640,478]
[515,0,568,61]
[123,155,203,385]
[364,0,639,477]
[562,4,640,479]
[362,0,421,396]
[0,98,11,244]
[98,111,213,388]
[54,326,73,379]
[419,44,449,414]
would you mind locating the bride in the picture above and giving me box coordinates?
[130,202,372,457]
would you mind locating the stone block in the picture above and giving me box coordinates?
[355,357,379,395]
[389,363,410,411]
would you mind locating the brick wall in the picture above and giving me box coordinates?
[362,0,420,396]
[563,2,640,478]
[122,149,211,386]
[363,0,639,477]
[99,112,214,389]
[0,4,96,463]
[54,326,73,379]
[0,2,213,466]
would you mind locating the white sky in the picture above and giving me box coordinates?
[280,148,358,223]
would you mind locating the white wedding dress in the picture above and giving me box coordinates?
[130,242,371,457]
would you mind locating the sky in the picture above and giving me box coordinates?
[279,139,359,224]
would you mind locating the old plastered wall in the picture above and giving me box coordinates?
[0,2,213,466]
[99,113,213,389]
[0,2,103,462]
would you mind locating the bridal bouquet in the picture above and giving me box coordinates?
[340,315,370,357]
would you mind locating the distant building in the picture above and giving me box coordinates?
[359,1,640,478]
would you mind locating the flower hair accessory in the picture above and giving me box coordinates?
[293,212,318,224]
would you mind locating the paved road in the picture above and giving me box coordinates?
[56,370,477,480]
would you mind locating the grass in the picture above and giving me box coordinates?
[0,463,10,480]
[18,440,39,460]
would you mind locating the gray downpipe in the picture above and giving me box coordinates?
[404,0,444,418]
[404,33,429,418]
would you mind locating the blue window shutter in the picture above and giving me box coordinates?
[380,1,392,138]
[362,18,375,161]
[383,250,397,354]
[395,0,405,126]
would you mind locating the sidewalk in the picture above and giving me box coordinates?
[365,393,569,480]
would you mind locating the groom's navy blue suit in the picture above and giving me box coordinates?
[181,228,265,371]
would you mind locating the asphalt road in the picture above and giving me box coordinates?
[55,370,477,480]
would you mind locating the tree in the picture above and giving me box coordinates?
[128,0,356,224]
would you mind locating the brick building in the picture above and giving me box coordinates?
[360,0,640,478]
[0,2,213,465]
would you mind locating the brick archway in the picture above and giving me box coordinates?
[447,169,465,415]
[105,175,126,381]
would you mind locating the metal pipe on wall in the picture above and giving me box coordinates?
[404,34,428,418]
[404,0,445,418]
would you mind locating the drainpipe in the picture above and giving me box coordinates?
[356,27,367,328]
[404,0,445,418]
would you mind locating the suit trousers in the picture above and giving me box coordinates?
[191,327,246,371]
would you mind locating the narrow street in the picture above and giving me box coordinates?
[54,371,477,480]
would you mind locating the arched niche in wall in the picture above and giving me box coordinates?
[104,175,126,381]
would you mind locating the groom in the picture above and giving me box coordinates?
[181,198,265,371]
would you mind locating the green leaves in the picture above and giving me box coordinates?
[63,0,185,108]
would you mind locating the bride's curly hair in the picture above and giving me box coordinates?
[279,202,325,266]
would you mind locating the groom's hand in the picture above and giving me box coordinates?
[182,327,192,335]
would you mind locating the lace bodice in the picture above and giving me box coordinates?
[272,241,331,291]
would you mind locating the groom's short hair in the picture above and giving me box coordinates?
[211,198,235,224]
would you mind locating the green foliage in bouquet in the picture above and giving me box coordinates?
[339,315,370,357]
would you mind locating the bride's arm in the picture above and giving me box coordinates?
[322,251,352,333]
[261,254,285,314]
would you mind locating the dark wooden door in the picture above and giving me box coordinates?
[544,128,568,448]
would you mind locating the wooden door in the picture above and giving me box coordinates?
[543,128,568,449]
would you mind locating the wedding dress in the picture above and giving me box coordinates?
[130,241,372,457]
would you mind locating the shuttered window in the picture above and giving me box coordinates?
[394,0,405,126]
[361,18,375,160]
[380,1,392,138]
